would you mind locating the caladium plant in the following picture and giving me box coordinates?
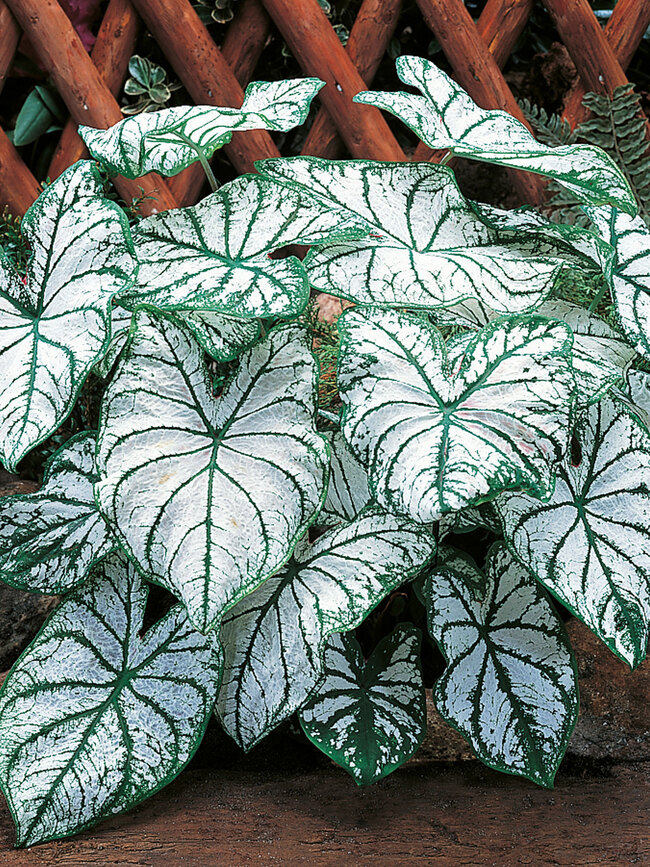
[1,57,650,846]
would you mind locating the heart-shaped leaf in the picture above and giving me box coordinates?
[425,544,578,787]
[0,161,136,471]
[317,430,372,527]
[496,397,650,668]
[216,510,436,750]
[80,77,324,178]
[0,554,222,847]
[93,304,133,377]
[257,158,603,314]
[354,56,635,214]
[338,307,575,524]
[299,625,426,786]
[122,174,368,319]
[96,312,328,633]
[588,206,650,362]
[0,432,115,594]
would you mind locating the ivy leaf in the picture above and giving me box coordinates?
[0,161,136,471]
[425,544,578,787]
[496,397,650,668]
[0,432,115,594]
[299,625,426,786]
[257,158,603,314]
[0,554,222,847]
[96,311,328,634]
[79,77,324,178]
[337,307,575,524]
[122,174,368,320]
[318,430,372,527]
[354,56,636,215]
[216,510,436,750]
[588,206,650,362]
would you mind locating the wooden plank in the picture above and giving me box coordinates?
[563,0,650,127]
[259,0,406,161]
[0,1,20,98]
[130,0,281,174]
[4,0,177,214]
[0,126,40,215]
[302,0,402,160]
[47,0,140,180]
[0,762,648,864]
[413,0,533,161]
[415,0,547,203]
[220,0,271,85]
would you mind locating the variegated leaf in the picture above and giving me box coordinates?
[257,158,602,314]
[426,544,578,786]
[0,554,222,847]
[588,206,650,362]
[0,161,136,470]
[123,174,368,319]
[318,430,372,527]
[80,77,324,178]
[0,432,115,594]
[177,310,259,361]
[496,397,650,668]
[93,304,132,377]
[354,56,635,214]
[216,510,436,750]
[626,368,650,429]
[96,312,328,633]
[299,625,426,786]
[338,307,575,524]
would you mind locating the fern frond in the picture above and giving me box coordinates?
[518,99,577,147]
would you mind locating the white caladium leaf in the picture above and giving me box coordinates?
[123,174,368,320]
[0,554,222,847]
[354,56,635,214]
[439,504,500,541]
[216,510,436,750]
[80,77,324,178]
[626,368,650,429]
[0,432,115,594]
[338,307,575,524]
[496,397,650,668]
[588,206,650,362]
[93,304,132,377]
[425,544,578,787]
[299,625,426,786]
[318,430,372,527]
[0,161,136,471]
[96,312,328,634]
[177,310,259,361]
[257,158,601,314]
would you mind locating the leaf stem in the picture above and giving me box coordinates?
[439,150,454,166]
[196,149,219,193]
[588,280,610,313]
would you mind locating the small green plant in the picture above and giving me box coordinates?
[122,55,182,115]
[0,59,649,847]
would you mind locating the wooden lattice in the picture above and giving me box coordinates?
[1,0,649,217]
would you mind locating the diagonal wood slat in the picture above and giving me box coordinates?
[0,1,20,98]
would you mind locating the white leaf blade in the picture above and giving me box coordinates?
[496,397,650,668]
[354,56,636,214]
[96,312,328,633]
[79,78,324,178]
[338,307,575,523]
[426,545,578,786]
[0,555,222,846]
[318,430,372,527]
[299,626,426,786]
[216,510,436,750]
[0,432,115,593]
[0,162,137,470]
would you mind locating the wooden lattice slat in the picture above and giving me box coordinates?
[0,0,648,217]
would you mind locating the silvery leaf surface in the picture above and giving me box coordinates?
[439,504,500,541]
[354,56,635,214]
[496,396,650,668]
[257,158,601,314]
[216,510,436,750]
[0,554,222,846]
[337,307,575,524]
[175,310,259,361]
[426,544,578,786]
[79,77,324,178]
[94,304,132,377]
[318,430,372,527]
[96,312,328,633]
[0,432,115,594]
[588,206,650,362]
[626,368,650,428]
[0,161,136,470]
[299,625,426,786]
[123,174,368,319]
